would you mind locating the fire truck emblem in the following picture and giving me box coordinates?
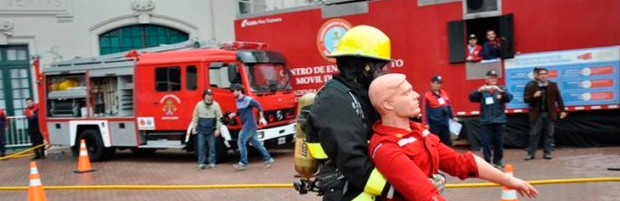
[159,94,181,116]
[162,100,177,115]
[317,18,352,62]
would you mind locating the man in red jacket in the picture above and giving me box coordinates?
[0,108,8,157]
[368,73,538,201]
[465,34,482,62]
[25,98,45,160]
[421,75,456,146]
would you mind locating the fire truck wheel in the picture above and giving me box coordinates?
[78,129,115,161]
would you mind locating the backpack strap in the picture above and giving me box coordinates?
[321,79,365,120]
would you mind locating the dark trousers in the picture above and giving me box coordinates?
[197,133,216,165]
[527,112,555,156]
[480,123,505,165]
[430,123,452,146]
[0,129,6,155]
[28,130,45,157]
[197,117,217,165]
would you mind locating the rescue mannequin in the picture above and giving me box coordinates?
[367,73,539,201]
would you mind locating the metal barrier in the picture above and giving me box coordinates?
[5,116,32,149]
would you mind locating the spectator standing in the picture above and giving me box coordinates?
[422,75,457,146]
[469,70,513,168]
[0,108,8,157]
[523,67,567,160]
[25,98,45,160]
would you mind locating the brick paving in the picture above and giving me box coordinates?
[1,145,619,201]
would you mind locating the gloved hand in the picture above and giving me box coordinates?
[429,173,447,193]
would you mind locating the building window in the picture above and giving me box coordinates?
[99,25,189,55]
[0,45,32,117]
[186,65,197,91]
[155,67,181,92]
[209,62,235,89]
[238,0,267,15]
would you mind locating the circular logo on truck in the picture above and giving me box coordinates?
[317,18,352,62]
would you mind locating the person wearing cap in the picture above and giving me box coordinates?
[523,67,567,160]
[305,25,400,201]
[466,34,482,62]
[469,70,513,168]
[228,83,274,170]
[190,89,223,170]
[482,30,501,60]
[421,75,456,146]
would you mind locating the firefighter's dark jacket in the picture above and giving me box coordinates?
[307,76,392,200]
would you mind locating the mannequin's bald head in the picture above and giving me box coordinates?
[369,73,421,120]
[369,73,405,114]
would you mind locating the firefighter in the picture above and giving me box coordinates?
[421,75,456,146]
[25,98,45,160]
[306,25,398,201]
[367,74,538,201]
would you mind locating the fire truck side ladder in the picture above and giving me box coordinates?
[44,39,211,72]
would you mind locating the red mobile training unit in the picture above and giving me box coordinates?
[235,0,620,147]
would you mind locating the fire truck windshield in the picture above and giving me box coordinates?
[245,63,292,92]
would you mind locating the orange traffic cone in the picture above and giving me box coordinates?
[28,161,48,201]
[500,164,518,201]
[74,139,96,173]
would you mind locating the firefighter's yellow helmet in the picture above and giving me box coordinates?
[329,25,391,61]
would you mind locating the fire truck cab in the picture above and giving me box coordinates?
[40,40,297,161]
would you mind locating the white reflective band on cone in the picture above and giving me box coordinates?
[30,168,38,174]
[502,189,518,199]
[80,150,88,156]
[30,179,42,186]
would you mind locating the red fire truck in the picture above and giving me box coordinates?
[36,40,297,161]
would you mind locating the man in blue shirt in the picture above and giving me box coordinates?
[482,30,501,60]
[228,83,274,170]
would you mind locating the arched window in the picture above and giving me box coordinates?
[99,25,189,55]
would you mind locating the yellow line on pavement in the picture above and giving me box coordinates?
[446,177,620,188]
[0,177,619,191]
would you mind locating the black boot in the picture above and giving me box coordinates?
[32,152,41,160]
[39,148,46,159]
